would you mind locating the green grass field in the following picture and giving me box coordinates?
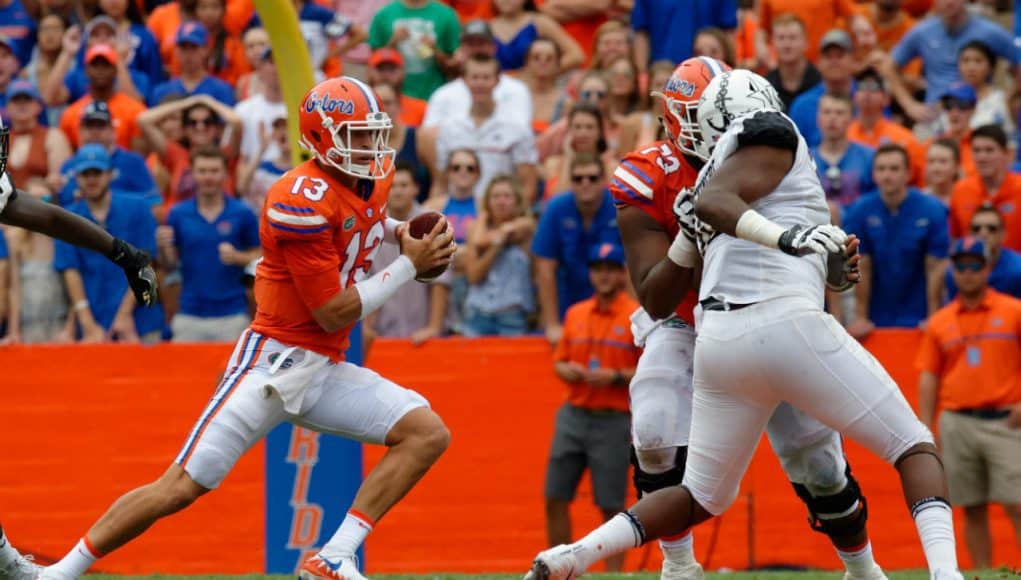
[84,571,1018,580]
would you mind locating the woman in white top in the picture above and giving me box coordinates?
[958,40,1014,136]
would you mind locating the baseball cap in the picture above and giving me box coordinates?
[369,47,403,68]
[940,82,977,106]
[854,67,885,90]
[461,19,494,41]
[819,29,852,52]
[6,79,40,102]
[588,242,626,267]
[85,43,118,66]
[80,100,113,125]
[950,237,987,263]
[176,21,209,47]
[85,15,118,38]
[75,143,112,174]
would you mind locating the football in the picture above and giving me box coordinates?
[406,211,450,281]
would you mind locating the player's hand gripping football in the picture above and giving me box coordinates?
[777,224,847,257]
[109,238,159,306]
[826,234,861,292]
[398,218,456,279]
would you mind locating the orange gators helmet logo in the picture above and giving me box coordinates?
[299,76,395,180]
[651,56,730,161]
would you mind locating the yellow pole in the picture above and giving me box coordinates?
[252,0,315,167]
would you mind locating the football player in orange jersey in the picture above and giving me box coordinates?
[13,77,454,580]
[593,57,885,580]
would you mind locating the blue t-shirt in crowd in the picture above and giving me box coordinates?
[149,75,235,107]
[789,82,859,148]
[812,142,875,210]
[945,247,1021,300]
[843,188,950,327]
[0,0,36,66]
[54,193,164,335]
[630,0,737,65]
[58,147,159,207]
[166,196,259,318]
[64,67,151,104]
[0,225,8,259]
[892,14,1017,103]
[531,189,622,319]
[444,195,477,245]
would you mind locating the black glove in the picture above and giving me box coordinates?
[109,238,159,307]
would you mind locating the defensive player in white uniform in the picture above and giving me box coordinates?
[527,70,963,580]
[613,57,885,580]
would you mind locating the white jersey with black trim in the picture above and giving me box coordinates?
[692,110,830,307]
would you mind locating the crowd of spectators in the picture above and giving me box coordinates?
[0,0,1017,350]
[0,0,1018,566]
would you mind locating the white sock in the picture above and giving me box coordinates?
[318,510,374,561]
[836,540,876,577]
[912,498,959,575]
[574,513,643,571]
[46,538,99,579]
[660,531,695,564]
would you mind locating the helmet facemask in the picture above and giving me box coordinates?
[652,90,710,161]
[301,106,395,180]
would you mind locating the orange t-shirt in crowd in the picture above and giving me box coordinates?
[948,172,1021,251]
[60,93,146,149]
[400,94,426,128]
[862,5,921,77]
[846,116,926,185]
[759,0,860,62]
[446,0,494,22]
[916,289,1021,411]
[148,0,255,68]
[251,159,394,361]
[735,11,762,72]
[554,290,640,412]
[533,0,606,60]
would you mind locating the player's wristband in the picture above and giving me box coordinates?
[667,232,697,268]
[735,209,786,249]
[383,217,404,244]
[354,255,416,320]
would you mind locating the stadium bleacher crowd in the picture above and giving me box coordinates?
[0,0,1018,345]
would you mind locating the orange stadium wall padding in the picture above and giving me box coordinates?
[0,334,1018,574]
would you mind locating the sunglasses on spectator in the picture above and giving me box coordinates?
[451,164,477,173]
[571,174,601,184]
[186,117,216,127]
[941,98,974,111]
[953,261,984,273]
[971,224,1000,233]
[580,90,606,100]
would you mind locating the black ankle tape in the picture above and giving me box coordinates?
[622,510,647,546]
[910,496,951,518]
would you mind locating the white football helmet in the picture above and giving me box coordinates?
[694,69,784,160]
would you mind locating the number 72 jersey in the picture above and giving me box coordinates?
[251,159,393,362]
[609,139,701,325]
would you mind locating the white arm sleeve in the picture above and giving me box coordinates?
[354,255,416,319]
[383,217,403,244]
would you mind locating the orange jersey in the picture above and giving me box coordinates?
[759,0,860,62]
[609,140,700,325]
[60,93,145,149]
[251,160,393,361]
[555,291,640,412]
[916,289,1021,410]
[948,172,1021,252]
[847,117,926,186]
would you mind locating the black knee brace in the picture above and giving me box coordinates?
[630,445,688,498]
[791,463,868,538]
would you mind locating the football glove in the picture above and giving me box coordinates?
[109,238,159,306]
[777,224,847,257]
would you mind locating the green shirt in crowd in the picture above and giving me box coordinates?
[368,0,461,100]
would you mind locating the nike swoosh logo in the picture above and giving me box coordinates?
[382,272,391,282]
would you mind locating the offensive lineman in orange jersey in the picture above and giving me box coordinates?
[605,57,886,580]
[18,77,455,580]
